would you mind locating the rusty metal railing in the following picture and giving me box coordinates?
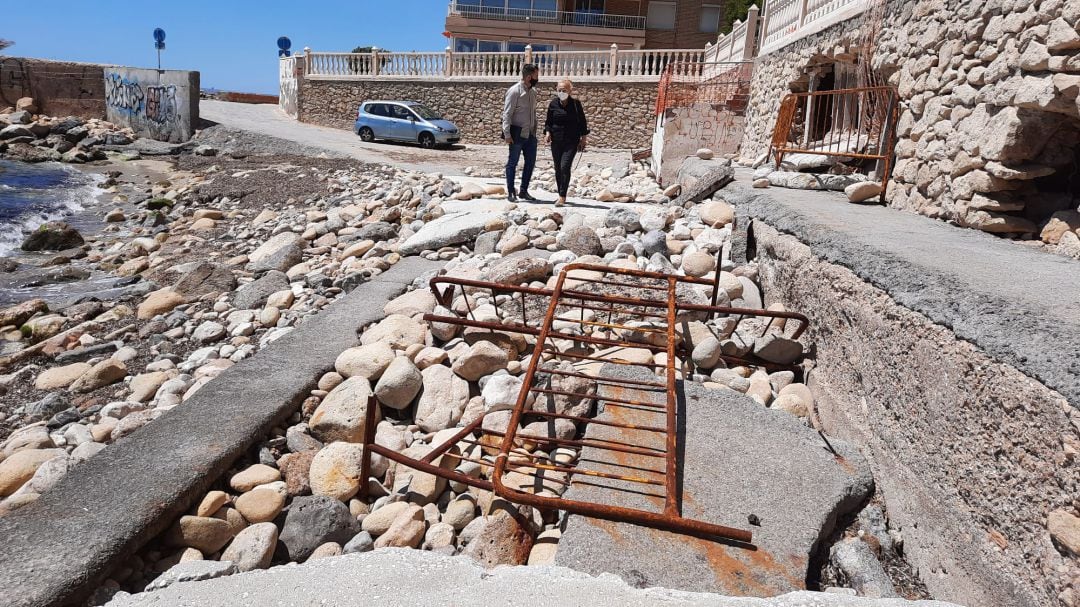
[358,255,810,545]
[769,85,899,195]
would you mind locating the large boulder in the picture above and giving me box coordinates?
[233,271,290,310]
[20,222,84,251]
[279,495,360,561]
[172,261,237,299]
[248,232,304,274]
[414,364,470,432]
[557,226,602,256]
[373,356,423,410]
[483,257,552,286]
[309,377,377,443]
[0,298,48,327]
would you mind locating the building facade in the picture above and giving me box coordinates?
[444,0,725,52]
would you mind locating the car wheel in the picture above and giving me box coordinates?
[419,132,436,149]
[358,127,375,142]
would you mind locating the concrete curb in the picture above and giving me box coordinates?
[723,177,1080,408]
[0,257,443,607]
[104,549,962,607]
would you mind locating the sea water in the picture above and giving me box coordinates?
[0,159,102,257]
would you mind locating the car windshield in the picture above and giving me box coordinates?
[409,104,443,120]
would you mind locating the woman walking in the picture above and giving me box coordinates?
[543,79,589,206]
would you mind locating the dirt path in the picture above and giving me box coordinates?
[199,101,630,176]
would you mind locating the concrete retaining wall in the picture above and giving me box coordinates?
[749,220,1075,607]
[0,56,110,118]
[103,67,200,143]
[298,78,657,149]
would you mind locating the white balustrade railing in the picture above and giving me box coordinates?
[759,0,868,55]
[303,47,707,81]
[705,5,760,64]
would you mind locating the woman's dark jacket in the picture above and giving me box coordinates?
[543,96,589,142]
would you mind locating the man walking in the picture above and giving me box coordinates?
[503,63,540,202]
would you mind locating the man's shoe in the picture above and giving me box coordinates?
[518,190,538,201]
[507,191,517,202]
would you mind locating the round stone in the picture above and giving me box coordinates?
[234,487,285,523]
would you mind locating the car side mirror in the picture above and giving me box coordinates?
[409,116,416,121]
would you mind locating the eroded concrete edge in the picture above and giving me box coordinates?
[0,257,443,607]
[747,221,1075,607]
[723,180,1080,409]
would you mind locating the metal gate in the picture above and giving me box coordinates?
[769,85,899,194]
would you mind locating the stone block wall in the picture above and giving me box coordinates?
[0,57,110,118]
[298,79,658,149]
[103,67,200,143]
[739,0,1080,237]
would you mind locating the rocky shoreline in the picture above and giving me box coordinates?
[0,112,932,605]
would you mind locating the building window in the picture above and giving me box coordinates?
[455,38,478,52]
[646,1,676,30]
[575,0,605,13]
[699,5,720,33]
[478,40,503,52]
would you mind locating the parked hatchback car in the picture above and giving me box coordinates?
[354,101,460,148]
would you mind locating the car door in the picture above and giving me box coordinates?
[366,103,390,138]
[387,104,418,141]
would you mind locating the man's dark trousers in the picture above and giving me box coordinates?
[506,125,537,195]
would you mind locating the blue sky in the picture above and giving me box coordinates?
[2,0,449,94]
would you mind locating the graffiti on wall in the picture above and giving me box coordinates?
[103,70,187,142]
[104,72,145,115]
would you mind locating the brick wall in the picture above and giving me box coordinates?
[643,0,718,49]
[298,78,658,149]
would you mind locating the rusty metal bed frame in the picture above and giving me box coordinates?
[358,254,809,545]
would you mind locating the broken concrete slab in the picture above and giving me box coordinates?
[398,211,504,256]
[0,257,443,607]
[673,158,735,206]
[103,549,961,607]
[556,364,873,597]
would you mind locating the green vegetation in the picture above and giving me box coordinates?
[721,0,755,34]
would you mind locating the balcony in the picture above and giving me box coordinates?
[447,1,646,30]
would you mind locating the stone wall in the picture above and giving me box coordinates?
[750,220,1079,607]
[103,67,200,143]
[298,78,658,149]
[739,0,1080,237]
[0,56,110,118]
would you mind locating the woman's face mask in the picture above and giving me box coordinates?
[557,91,569,101]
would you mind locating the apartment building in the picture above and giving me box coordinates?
[444,0,724,52]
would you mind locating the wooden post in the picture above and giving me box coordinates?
[744,5,760,59]
[371,47,380,76]
[610,43,618,76]
[445,46,453,78]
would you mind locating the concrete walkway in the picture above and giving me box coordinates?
[724,170,1080,407]
[199,101,626,175]
[105,549,960,607]
[0,258,442,607]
